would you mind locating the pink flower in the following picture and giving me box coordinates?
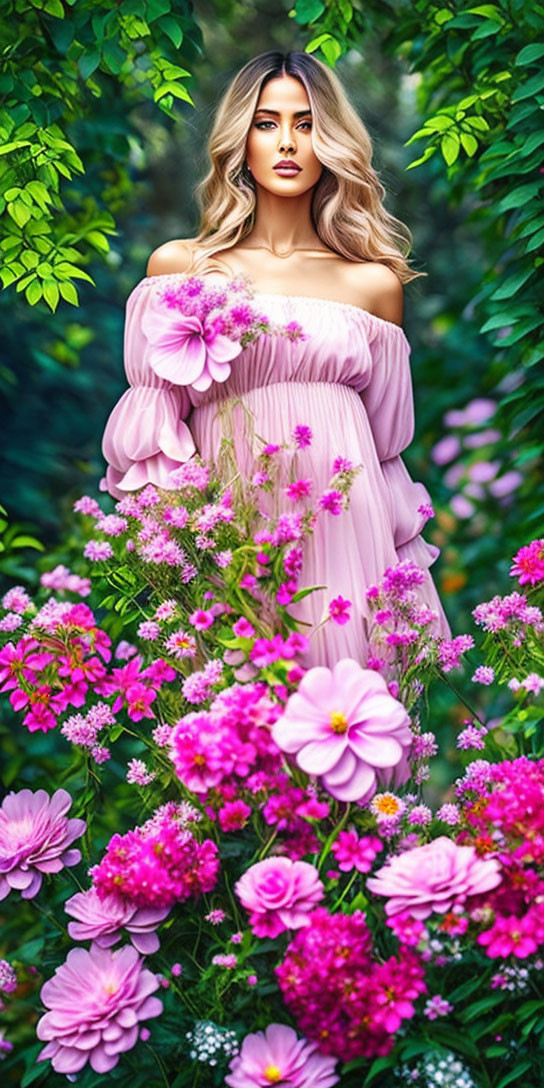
[0,788,85,901]
[367,836,503,919]
[235,857,324,938]
[510,538,544,586]
[188,608,215,630]
[328,595,351,626]
[331,831,383,873]
[225,1023,339,1088]
[36,944,162,1074]
[219,800,252,832]
[272,658,413,803]
[141,300,242,393]
[477,914,539,959]
[65,887,169,954]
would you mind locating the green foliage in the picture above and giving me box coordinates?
[0,0,203,310]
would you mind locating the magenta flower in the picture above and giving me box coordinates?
[328,595,351,626]
[366,836,502,919]
[235,857,324,938]
[37,943,162,1074]
[0,788,85,901]
[510,538,544,586]
[272,658,413,803]
[331,831,383,873]
[225,1023,339,1088]
[142,301,242,393]
[65,887,169,954]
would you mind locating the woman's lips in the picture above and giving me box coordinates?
[273,165,302,176]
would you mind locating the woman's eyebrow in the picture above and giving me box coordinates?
[253,108,312,118]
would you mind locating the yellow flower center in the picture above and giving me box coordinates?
[264,1066,282,1083]
[374,794,401,815]
[330,710,348,734]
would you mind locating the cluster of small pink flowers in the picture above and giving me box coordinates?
[436,803,461,825]
[508,672,544,694]
[205,908,226,925]
[457,720,488,750]
[170,680,282,797]
[318,489,344,515]
[510,538,544,585]
[73,495,102,516]
[211,953,238,969]
[0,961,17,994]
[61,702,114,762]
[90,805,219,909]
[472,591,543,633]
[424,995,454,1020]
[276,907,427,1061]
[471,665,495,685]
[457,758,544,959]
[126,758,155,785]
[436,634,475,672]
[0,603,112,733]
[182,659,224,704]
[40,564,91,597]
[83,539,114,561]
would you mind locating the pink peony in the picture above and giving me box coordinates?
[0,788,85,901]
[235,857,324,938]
[225,1023,339,1088]
[37,943,162,1074]
[65,887,169,954]
[367,836,502,919]
[272,658,413,803]
[142,300,242,393]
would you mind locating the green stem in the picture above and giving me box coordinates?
[434,666,486,724]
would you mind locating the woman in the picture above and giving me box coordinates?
[102,50,452,667]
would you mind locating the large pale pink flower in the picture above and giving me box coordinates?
[272,658,413,803]
[366,836,502,919]
[0,788,85,901]
[235,857,324,938]
[64,887,169,954]
[37,943,162,1074]
[225,1023,339,1088]
[142,302,242,392]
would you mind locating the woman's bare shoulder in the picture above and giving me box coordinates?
[346,261,404,326]
[146,239,198,277]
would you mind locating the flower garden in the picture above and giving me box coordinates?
[0,415,543,1088]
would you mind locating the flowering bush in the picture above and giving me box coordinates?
[0,431,543,1087]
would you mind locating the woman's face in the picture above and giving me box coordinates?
[245,74,323,195]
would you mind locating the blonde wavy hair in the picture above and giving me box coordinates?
[187,50,423,284]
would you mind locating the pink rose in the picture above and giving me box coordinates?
[366,836,502,920]
[235,857,324,938]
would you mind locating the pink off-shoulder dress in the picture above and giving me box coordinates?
[101,274,452,667]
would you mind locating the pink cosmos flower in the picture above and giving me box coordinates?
[235,857,324,938]
[272,658,413,803]
[510,538,544,586]
[0,788,85,901]
[142,300,242,393]
[65,887,169,954]
[225,1023,339,1088]
[37,943,162,1074]
[366,836,502,919]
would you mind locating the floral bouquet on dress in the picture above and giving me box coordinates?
[141,274,307,393]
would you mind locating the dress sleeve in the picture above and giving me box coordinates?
[101,280,197,499]
[360,320,441,571]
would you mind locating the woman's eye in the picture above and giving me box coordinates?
[254,121,312,131]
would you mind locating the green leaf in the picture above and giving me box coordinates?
[158,14,183,47]
[441,131,460,165]
[497,181,542,211]
[25,280,42,305]
[512,71,544,102]
[460,131,478,156]
[467,4,504,21]
[294,0,326,23]
[154,82,194,105]
[489,265,536,300]
[458,993,505,1021]
[59,280,79,305]
[78,50,101,80]
[496,1062,533,1088]
[515,42,544,65]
